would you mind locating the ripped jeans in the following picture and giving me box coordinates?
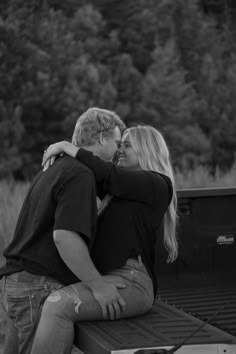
[31,258,154,354]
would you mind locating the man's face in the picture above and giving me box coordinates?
[100,126,121,162]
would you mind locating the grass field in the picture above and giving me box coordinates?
[0,164,235,351]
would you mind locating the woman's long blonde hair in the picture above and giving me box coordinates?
[126,125,178,263]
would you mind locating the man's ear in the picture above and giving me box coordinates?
[99,132,105,146]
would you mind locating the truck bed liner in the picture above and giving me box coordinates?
[158,285,236,337]
[75,299,236,354]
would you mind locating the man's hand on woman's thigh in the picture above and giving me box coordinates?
[85,277,126,320]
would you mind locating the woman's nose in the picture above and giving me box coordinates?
[117,145,125,158]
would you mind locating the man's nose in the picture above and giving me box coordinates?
[118,144,124,152]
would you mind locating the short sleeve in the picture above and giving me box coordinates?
[53,171,97,243]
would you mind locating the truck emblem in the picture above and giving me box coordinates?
[217,235,235,245]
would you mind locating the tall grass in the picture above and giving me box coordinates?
[0,180,29,267]
[175,163,236,189]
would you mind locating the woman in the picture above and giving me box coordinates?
[31,125,178,354]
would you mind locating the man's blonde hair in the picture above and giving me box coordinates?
[72,107,125,146]
[125,125,178,263]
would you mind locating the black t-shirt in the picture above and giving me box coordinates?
[75,149,173,295]
[0,156,97,285]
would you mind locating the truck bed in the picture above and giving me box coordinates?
[158,283,236,337]
[75,188,236,353]
[75,298,236,353]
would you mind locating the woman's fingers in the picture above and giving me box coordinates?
[42,144,65,169]
[42,150,50,166]
[50,156,56,165]
[42,143,60,165]
[43,159,51,172]
[43,157,56,171]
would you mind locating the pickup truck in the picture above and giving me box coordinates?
[74,187,236,354]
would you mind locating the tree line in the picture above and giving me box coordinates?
[1,0,236,179]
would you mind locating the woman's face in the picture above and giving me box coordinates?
[118,133,140,170]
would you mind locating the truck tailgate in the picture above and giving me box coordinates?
[75,299,236,354]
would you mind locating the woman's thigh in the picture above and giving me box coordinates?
[42,260,154,322]
[43,280,144,322]
[107,258,154,316]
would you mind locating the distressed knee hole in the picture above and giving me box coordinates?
[74,299,82,314]
[62,286,83,314]
[47,291,61,302]
[46,288,82,314]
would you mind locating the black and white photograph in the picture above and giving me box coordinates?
[0,1,236,353]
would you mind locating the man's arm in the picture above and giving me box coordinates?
[53,229,126,320]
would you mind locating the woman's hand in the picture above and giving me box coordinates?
[42,141,79,171]
[42,142,65,171]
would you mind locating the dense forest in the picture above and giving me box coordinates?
[1,0,236,179]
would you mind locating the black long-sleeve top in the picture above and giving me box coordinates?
[76,149,173,295]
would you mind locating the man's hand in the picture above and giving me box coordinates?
[85,277,126,320]
[54,230,126,320]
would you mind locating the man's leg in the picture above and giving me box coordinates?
[3,320,18,354]
[1,276,19,354]
[1,272,62,354]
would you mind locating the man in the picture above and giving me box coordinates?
[0,107,126,353]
